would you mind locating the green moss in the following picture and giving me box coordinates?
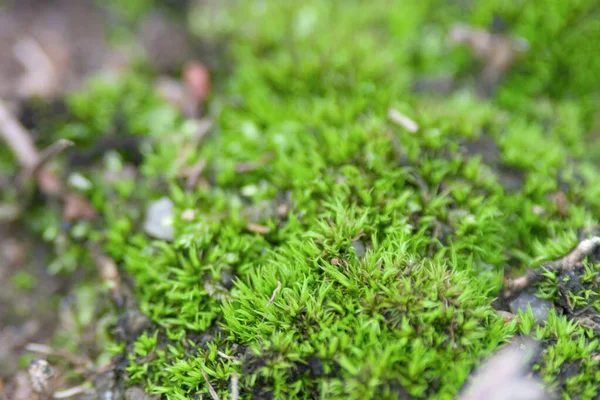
[10,0,600,399]
[11,271,38,290]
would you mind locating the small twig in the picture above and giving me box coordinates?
[0,99,67,197]
[217,351,239,361]
[53,385,88,399]
[0,99,39,170]
[31,139,74,177]
[246,223,271,235]
[504,237,600,298]
[25,343,93,370]
[230,372,239,400]
[387,108,419,133]
[266,281,282,308]
[201,369,220,400]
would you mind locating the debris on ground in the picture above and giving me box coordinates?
[448,23,529,95]
[143,197,175,241]
[459,339,550,400]
[503,237,600,298]
[508,289,553,323]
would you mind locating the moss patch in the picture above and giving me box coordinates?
[13,0,600,399]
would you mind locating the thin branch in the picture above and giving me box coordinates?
[25,343,93,370]
[31,139,74,177]
[0,98,39,169]
[387,108,419,133]
[266,281,282,308]
[201,369,220,400]
[217,351,239,361]
[53,386,88,399]
[504,237,600,298]
[230,372,239,400]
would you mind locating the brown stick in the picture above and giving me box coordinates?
[266,281,282,308]
[230,372,239,400]
[32,139,74,177]
[201,369,220,400]
[504,237,600,297]
[0,99,39,169]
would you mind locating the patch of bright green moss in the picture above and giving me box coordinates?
[23,0,600,399]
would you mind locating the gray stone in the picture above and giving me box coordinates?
[125,387,159,400]
[351,240,366,257]
[143,197,174,241]
[220,269,236,290]
[509,289,553,323]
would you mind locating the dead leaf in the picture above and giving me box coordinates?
[63,193,97,222]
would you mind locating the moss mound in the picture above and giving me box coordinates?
[7,0,600,399]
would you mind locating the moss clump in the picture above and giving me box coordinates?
[20,0,600,399]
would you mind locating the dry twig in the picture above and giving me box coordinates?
[504,237,600,298]
[52,386,88,399]
[217,351,239,361]
[25,344,93,371]
[201,369,220,400]
[230,372,239,400]
[266,281,282,308]
[0,99,39,170]
[387,108,419,133]
[31,139,74,177]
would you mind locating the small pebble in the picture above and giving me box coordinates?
[144,198,175,241]
[497,310,515,322]
[351,240,366,257]
[220,269,236,290]
[125,386,160,400]
[509,289,553,323]
[28,359,55,395]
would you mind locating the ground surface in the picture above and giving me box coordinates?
[1,0,600,399]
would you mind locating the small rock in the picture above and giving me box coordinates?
[497,310,515,322]
[351,240,366,257]
[459,339,547,400]
[220,269,236,290]
[125,386,160,400]
[509,289,553,323]
[28,359,55,396]
[94,370,123,400]
[144,198,175,241]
